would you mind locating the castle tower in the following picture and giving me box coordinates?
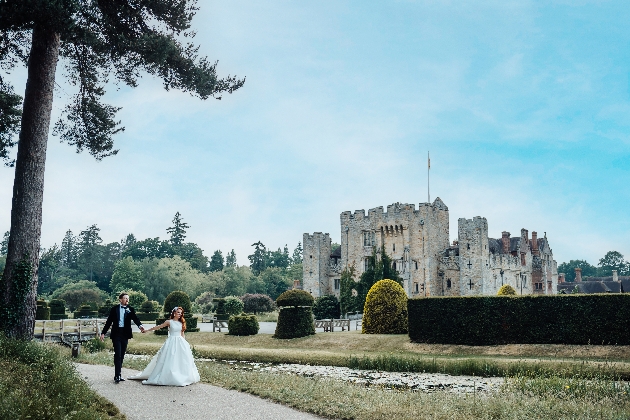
[302,232,332,297]
[457,216,490,295]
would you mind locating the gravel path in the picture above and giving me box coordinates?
[75,363,320,420]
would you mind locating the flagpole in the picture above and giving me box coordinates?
[427,151,430,203]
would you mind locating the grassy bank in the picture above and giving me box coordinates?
[76,350,630,420]
[0,334,124,420]
[118,331,630,380]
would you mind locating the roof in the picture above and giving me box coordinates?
[557,281,622,294]
[330,246,341,258]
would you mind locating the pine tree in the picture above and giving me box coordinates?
[248,241,267,275]
[292,242,303,265]
[225,249,237,268]
[166,212,190,247]
[0,1,244,338]
[209,250,224,272]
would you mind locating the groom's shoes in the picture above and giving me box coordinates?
[118,377,126,381]
[114,376,125,384]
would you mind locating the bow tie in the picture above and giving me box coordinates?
[121,305,127,309]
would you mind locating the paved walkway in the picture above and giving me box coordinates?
[76,363,320,420]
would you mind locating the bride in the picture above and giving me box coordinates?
[129,306,200,386]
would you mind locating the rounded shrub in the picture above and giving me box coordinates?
[224,296,245,316]
[497,284,517,296]
[362,279,408,334]
[241,293,275,314]
[84,337,106,353]
[140,300,155,313]
[276,289,314,308]
[228,314,259,336]
[126,290,148,308]
[73,305,97,319]
[313,295,341,319]
[213,298,229,320]
[163,290,192,314]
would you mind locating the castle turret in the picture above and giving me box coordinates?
[302,232,332,297]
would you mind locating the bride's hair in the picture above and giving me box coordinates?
[170,306,187,332]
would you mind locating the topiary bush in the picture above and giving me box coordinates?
[213,298,229,320]
[73,305,97,319]
[228,314,259,336]
[224,296,245,316]
[362,279,408,334]
[97,299,113,317]
[126,290,148,308]
[497,284,517,295]
[274,289,315,339]
[36,299,50,320]
[156,291,198,334]
[49,299,67,320]
[195,291,215,314]
[276,289,314,308]
[313,295,341,319]
[163,290,192,314]
[241,293,275,314]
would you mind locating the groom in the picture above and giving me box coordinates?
[101,292,145,383]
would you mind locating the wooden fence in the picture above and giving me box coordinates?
[33,318,107,345]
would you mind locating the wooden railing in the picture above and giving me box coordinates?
[33,318,107,344]
[313,319,351,332]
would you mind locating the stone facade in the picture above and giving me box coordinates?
[303,198,558,298]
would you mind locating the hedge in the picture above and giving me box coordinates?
[274,307,315,339]
[408,294,630,345]
[36,300,50,320]
[136,312,160,322]
[154,316,199,335]
[228,314,259,336]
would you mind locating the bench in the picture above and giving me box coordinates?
[212,317,228,332]
[314,319,351,332]
[201,314,213,323]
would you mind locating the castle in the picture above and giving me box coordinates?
[303,198,558,298]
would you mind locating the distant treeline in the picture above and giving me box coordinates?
[558,251,629,282]
[0,212,303,306]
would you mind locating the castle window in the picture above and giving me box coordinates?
[310,255,312,259]
[447,279,452,288]
[414,283,419,293]
[393,261,397,271]
[364,258,370,271]
[393,243,396,252]
[415,261,418,270]
[535,282,543,290]
[334,279,340,290]
[363,231,375,246]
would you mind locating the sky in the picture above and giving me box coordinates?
[1,0,629,267]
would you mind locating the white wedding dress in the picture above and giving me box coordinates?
[129,320,200,386]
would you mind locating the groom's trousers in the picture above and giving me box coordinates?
[112,336,129,378]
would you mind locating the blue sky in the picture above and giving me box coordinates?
[1,0,629,267]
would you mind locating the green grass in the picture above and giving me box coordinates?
[75,349,630,420]
[0,334,124,420]
[119,331,630,380]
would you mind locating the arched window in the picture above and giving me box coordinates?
[447,279,452,288]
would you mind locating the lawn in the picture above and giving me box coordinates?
[76,331,630,420]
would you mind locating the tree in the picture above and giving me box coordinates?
[37,244,62,295]
[209,250,224,272]
[225,249,237,268]
[241,293,275,314]
[110,256,143,295]
[248,241,267,275]
[60,230,77,268]
[167,212,190,247]
[598,251,629,276]
[76,224,103,283]
[557,260,598,282]
[0,1,244,339]
[0,231,8,255]
[291,242,302,265]
[268,245,290,269]
[0,77,21,166]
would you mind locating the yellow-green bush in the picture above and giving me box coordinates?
[497,284,517,296]
[362,279,408,334]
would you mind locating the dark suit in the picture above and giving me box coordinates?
[102,305,143,379]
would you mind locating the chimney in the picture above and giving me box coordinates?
[558,273,565,283]
[501,231,510,254]
[574,267,582,283]
[613,270,619,282]
[293,279,301,289]
[531,231,540,256]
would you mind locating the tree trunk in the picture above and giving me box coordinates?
[0,26,60,339]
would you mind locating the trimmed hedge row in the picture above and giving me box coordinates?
[274,307,315,339]
[408,294,630,345]
[228,314,259,336]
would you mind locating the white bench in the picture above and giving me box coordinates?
[212,317,229,332]
[314,319,351,332]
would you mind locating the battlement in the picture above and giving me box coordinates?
[340,198,448,224]
[303,232,330,243]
